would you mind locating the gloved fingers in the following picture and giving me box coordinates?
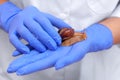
[7,50,47,73]
[15,53,57,75]
[42,12,71,29]
[12,44,34,57]
[24,19,57,50]
[55,42,89,70]
[13,46,71,75]
[12,50,21,57]
[17,26,46,52]
[9,33,30,54]
[35,16,62,45]
[16,56,56,75]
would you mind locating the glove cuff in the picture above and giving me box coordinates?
[0,1,21,32]
[86,23,113,52]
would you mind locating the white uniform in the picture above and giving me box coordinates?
[0,0,120,80]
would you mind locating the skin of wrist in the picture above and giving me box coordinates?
[100,17,120,44]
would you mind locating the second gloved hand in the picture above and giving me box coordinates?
[0,1,70,54]
[7,23,113,75]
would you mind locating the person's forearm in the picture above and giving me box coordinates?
[0,0,7,4]
[100,17,120,44]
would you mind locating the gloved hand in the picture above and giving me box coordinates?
[0,2,70,54]
[7,23,113,75]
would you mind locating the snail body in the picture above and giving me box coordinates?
[58,28,87,46]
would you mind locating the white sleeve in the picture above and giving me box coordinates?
[111,2,120,17]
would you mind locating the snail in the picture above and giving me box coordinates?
[58,28,87,46]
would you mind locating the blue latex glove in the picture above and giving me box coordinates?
[7,46,71,75]
[0,2,70,54]
[7,23,113,75]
